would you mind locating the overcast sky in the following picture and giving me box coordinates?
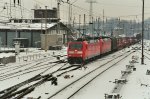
[1,0,150,22]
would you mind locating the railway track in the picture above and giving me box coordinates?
[0,55,67,81]
[137,50,150,61]
[0,49,133,98]
[47,50,134,99]
[0,57,81,99]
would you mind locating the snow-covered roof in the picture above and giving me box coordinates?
[0,23,57,30]
[0,53,15,58]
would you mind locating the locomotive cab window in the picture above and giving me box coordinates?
[69,43,83,49]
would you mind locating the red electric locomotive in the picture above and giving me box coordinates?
[67,37,111,64]
[67,38,100,64]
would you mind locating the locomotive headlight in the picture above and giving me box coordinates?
[77,51,83,54]
[69,51,74,54]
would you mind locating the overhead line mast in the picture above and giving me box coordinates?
[86,0,96,23]
[86,0,96,37]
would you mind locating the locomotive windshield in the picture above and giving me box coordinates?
[69,43,82,49]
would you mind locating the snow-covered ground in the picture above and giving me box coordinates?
[0,42,150,99]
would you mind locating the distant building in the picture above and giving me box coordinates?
[0,21,71,48]
[33,8,57,19]
[0,8,73,48]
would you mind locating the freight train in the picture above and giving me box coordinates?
[67,36,138,64]
[67,36,139,65]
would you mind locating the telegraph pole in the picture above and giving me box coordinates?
[103,9,105,33]
[79,15,81,37]
[86,0,96,37]
[83,14,86,36]
[92,17,94,37]
[68,0,77,26]
[40,11,43,35]
[57,0,60,34]
[86,0,96,23]
[10,0,12,18]
[141,0,144,64]
[45,6,48,52]
[68,0,71,28]
[98,17,100,36]
[148,24,150,40]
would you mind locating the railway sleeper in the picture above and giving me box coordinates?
[126,65,134,69]
[105,93,122,99]
[15,76,57,98]
[57,66,81,77]
[14,87,35,99]
[114,79,127,84]
[0,74,42,96]
[121,70,132,76]
[146,69,150,75]
[42,74,52,79]
[0,87,18,98]
[42,75,58,86]
[0,75,57,98]
[0,87,30,99]
[52,59,67,63]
